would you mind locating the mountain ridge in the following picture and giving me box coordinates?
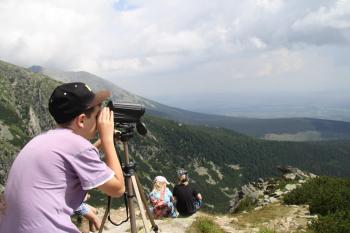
[30,65,350,141]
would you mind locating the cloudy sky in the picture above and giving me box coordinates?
[1,0,350,103]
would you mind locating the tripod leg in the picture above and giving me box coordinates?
[126,175,137,233]
[122,141,138,233]
[121,141,158,233]
[98,197,110,233]
[135,175,159,233]
[131,176,149,233]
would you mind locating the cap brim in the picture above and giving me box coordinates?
[88,90,111,108]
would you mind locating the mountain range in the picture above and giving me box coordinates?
[30,65,350,142]
[1,59,350,212]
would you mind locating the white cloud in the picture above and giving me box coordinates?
[255,49,304,77]
[293,0,350,30]
[250,37,267,49]
[255,0,283,13]
[0,0,349,98]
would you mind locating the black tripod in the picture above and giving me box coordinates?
[99,125,159,233]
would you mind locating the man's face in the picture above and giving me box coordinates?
[179,174,187,182]
[82,105,101,140]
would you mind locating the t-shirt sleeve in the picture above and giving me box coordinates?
[70,147,114,190]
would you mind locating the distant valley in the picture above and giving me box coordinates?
[151,92,350,122]
[30,65,350,142]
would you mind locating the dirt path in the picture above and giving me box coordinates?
[94,207,199,233]
[81,202,313,233]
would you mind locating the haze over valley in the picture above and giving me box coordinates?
[151,91,350,122]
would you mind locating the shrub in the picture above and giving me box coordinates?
[233,196,256,214]
[284,176,350,233]
[186,217,227,233]
[310,211,350,233]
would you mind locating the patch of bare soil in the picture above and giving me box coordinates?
[80,201,314,233]
[80,207,200,233]
[215,202,314,233]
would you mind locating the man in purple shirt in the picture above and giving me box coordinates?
[0,82,125,233]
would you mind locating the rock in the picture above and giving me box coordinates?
[228,166,317,214]
[285,184,297,191]
[274,190,284,197]
[228,189,241,212]
[284,173,296,180]
[310,173,317,178]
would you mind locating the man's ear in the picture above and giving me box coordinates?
[76,114,86,128]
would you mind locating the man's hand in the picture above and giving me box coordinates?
[97,107,114,145]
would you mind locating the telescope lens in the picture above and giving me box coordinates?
[136,122,147,136]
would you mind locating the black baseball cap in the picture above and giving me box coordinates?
[48,82,111,124]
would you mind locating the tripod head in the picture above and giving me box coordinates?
[115,122,147,141]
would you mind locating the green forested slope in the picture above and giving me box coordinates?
[126,115,350,211]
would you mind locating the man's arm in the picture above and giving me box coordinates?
[96,107,125,197]
[93,138,101,149]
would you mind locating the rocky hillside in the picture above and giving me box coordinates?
[0,60,58,184]
[77,167,317,233]
[228,166,317,214]
[78,168,350,233]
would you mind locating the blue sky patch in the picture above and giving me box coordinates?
[113,0,138,11]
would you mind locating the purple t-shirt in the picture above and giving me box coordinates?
[0,128,114,233]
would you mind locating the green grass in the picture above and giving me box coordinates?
[232,196,256,214]
[232,203,291,228]
[259,228,276,233]
[186,217,227,233]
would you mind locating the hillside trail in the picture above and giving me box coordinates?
[89,206,198,233]
[81,201,312,233]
